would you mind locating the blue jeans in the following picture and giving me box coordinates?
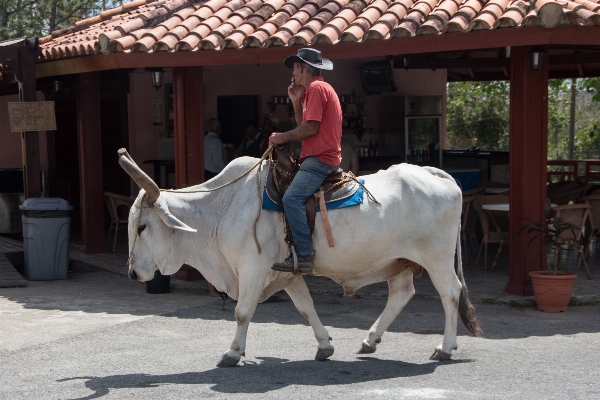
[282,156,339,256]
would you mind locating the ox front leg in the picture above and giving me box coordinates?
[217,270,265,368]
[359,268,415,354]
[427,262,462,361]
[285,277,334,361]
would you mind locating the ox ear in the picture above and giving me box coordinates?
[156,205,197,233]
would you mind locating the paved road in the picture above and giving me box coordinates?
[1,270,599,399]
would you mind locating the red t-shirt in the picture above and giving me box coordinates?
[299,77,342,167]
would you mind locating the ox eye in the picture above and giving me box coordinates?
[138,224,146,235]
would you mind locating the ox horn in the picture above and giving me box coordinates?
[117,148,160,205]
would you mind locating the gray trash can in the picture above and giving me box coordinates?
[20,198,73,280]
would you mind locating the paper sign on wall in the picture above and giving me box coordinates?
[7,101,57,132]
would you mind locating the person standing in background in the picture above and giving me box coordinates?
[340,136,359,175]
[204,118,227,180]
[261,113,281,154]
[237,121,263,158]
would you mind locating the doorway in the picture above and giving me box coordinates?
[217,95,259,148]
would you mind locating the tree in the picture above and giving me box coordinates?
[446,81,510,151]
[447,78,600,160]
[0,0,122,41]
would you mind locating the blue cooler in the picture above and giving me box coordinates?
[446,169,481,191]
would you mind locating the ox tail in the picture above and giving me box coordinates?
[456,225,483,337]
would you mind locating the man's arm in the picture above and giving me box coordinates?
[273,120,320,145]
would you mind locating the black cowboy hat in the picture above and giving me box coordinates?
[284,48,333,70]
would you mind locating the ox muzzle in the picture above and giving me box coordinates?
[128,269,138,281]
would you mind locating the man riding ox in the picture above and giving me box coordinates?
[270,48,342,274]
[117,49,481,368]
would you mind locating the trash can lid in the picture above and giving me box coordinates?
[20,197,73,211]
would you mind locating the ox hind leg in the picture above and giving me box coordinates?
[217,268,267,368]
[358,268,415,354]
[285,277,334,361]
[425,258,463,361]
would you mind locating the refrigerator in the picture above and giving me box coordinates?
[404,96,443,168]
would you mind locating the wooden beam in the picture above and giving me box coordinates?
[36,53,120,78]
[506,46,548,296]
[393,56,509,70]
[172,67,205,188]
[173,68,186,189]
[76,72,106,253]
[184,67,204,186]
[549,51,600,66]
[19,45,42,198]
[0,47,19,59]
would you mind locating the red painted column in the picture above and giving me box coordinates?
[173,67,187,189]
[172,67,204,188]
[76,72,106,253]
[172,67,206,282]
[506,46,548,296]
[184,67,204,186]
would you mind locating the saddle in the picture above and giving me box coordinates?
[266,146,360,247]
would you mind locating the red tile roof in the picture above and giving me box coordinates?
[38,0,600,61]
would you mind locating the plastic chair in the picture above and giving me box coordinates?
[552,203,591,279]
[473,195,510,270]
[104,192,134,252]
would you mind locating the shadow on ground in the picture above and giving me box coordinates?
[58,357,473,399]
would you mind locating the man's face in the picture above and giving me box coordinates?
[292,63,304,85]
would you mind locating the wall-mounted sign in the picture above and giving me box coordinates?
[7,101,57,132]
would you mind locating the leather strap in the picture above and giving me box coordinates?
[316,190,334,247]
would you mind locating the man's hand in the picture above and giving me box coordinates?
[269,132,287,147]
[288,77,305,103]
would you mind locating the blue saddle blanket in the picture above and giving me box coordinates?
[262,180,365,212]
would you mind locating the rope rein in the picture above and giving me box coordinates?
[126,145,380,265]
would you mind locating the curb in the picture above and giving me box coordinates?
[74,260,600,307]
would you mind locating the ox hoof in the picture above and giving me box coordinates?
[315,347,334,361]
[429,348,452,361]
[217,354,240,368]
[357,340,378,354]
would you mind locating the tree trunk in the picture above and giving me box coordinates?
[568,78,576,160]
[50,0,57,33]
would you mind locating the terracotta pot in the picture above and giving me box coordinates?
[529,271,576,312]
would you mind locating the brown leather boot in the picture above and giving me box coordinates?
[272,253,314,273]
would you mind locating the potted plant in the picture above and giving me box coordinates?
[517,199,578,312]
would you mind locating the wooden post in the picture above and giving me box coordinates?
[172,67,204,188]
[76,72,106,253]
[172,67,205,281]
[173,67,187,189]
[506,46,549,296]
[18,44,42,198]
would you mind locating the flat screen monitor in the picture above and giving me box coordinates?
[360,60,396,94]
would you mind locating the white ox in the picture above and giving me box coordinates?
[118,149,481,367]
